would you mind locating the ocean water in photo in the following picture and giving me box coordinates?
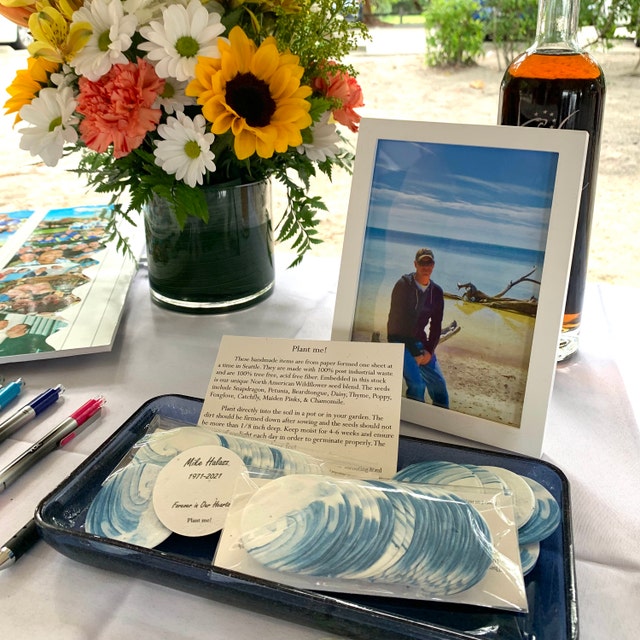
[352,228,544,340]
[352,229,542,427]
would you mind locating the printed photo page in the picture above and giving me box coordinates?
[0,205,142,363]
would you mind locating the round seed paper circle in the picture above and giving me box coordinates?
[480,466,536,528]
[517,477,561,544]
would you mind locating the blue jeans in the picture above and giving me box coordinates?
[403,347,449,408]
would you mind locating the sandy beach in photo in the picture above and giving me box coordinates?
[436,299,534,427]
[353,290,534,428]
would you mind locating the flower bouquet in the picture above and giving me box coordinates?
[2,0,367,264]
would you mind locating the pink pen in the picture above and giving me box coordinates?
[59,397,105,446]
[0,396,106,492]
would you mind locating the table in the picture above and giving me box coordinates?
[1,254,639,639]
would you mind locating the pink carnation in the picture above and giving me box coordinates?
[312,64,364,133]
[77,58,165,158]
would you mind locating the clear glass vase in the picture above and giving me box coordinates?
[143,180,275,313]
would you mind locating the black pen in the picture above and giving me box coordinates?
[0,519,40,570]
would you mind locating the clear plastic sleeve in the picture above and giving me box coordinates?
[215,473,529,612]
[82,415,329,547]
[392,460,562,576]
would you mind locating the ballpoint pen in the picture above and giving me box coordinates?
[0,378,24,412]
[0,396,106,493]
[0,519,40,571]
[0,384,65,444]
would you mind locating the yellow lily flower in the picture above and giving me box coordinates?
[35,0,84,18]
[28,5,92,63]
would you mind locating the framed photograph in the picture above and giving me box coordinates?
[331,118,588,457]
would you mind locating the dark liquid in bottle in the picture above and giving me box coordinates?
[499,52,605,334]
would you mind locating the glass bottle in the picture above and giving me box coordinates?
[498,0,605,362]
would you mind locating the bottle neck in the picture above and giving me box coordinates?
[533,0,581,51]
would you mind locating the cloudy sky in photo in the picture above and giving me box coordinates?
[367,139,559,252]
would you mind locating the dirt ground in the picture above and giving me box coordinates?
[1,33,639,286]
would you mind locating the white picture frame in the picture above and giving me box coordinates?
[331,118,588,457]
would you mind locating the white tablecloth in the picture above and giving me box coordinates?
[1,254,639,639]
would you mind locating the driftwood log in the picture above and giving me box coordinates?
[448,266,540,317]
[370,267,540,344]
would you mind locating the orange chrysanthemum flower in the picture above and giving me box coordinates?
[4,56,59,124]
[187,26,312,161]
[76,58,164,158]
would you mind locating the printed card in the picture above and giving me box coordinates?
[198,336,404,478]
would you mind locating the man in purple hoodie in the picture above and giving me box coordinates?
[387,248,449,408]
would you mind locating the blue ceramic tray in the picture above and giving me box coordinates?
[35,394,577,640]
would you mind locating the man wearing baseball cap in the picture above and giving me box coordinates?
[387,248,449,408]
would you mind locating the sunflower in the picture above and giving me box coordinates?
[186,26,312,161]
[3,56,59,124]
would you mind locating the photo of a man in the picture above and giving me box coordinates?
[332,119,587,454]
[343,136,563,428]
[387,248,449,408]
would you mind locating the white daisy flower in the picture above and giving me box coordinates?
[297,112,341,162]
[124,0,224,26]
[49,64,77,89]
[154,77,196,114]
[123,0,185,26]
[18,87,79,167]
[71,0,138,81]
[154,112,216,188]
[139,0,225,82]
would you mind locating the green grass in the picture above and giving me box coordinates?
[376,14,425,25]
